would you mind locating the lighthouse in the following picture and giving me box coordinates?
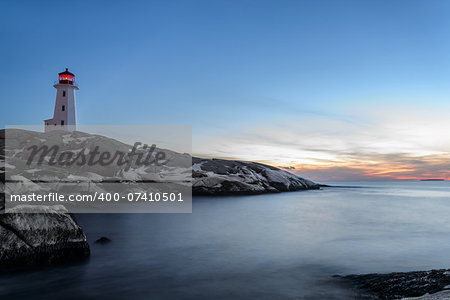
[44,68,78,132]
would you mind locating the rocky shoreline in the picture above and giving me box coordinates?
[1,129,321,199]
[335,269,450,299]
[0,205,90,272]
[0,129,321,271]
[192,157,321,195]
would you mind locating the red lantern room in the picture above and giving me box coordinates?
[58,68,75,84]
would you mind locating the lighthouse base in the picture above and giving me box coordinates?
[44,119,76,132]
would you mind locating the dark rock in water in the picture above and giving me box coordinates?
[95,237,111,244]
[335,269,450,299]
[192,157,320,195]
[0,205,90,271]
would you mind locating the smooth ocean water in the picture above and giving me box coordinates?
[1,181,450,299]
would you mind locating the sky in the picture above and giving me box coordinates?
[1,0,450,181]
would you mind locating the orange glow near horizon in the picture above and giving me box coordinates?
[193,153,450,182]
[193,107,450,181]
[274,161,450,181]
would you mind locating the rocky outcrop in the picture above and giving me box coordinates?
[2,129,319,198]
[1,129,4,211]
[95,236,111,244]
[192,157,320,195]
[335,269,450,299]
[0,205,90,271]
[0,131,89,271]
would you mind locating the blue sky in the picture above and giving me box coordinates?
[2,0,450,180]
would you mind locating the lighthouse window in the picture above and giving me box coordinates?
[63,91,66,97]
[61,120,65,125]
[62,105,65,111]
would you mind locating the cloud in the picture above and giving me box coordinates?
[193,106,450,181]
[294,152,450,181]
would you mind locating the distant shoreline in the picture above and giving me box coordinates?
[420,179,446,181]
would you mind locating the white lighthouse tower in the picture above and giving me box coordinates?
[44,68,78,132]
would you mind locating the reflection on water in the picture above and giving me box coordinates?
[1,181,449,299]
